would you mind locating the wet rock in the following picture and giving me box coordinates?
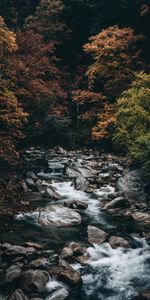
[26,247,37,255]
[66,164,93,179]
[131,212,150,225]
[88,226,108,245]
[30,258,48,269]
[103,197,130,210]
[26,171,37,180]
[3,245,27,258]
[24,242,44,250]
[139,291,150,299]
[45,287,69,300]
[10,289,29,300]
[6,263,22,283]
[67,242,87,256]
[39,205,81,227]
[75,176,89,191]
[75,255,89,265]
[109,236,130,248]
[61,242,86,260]
[64,200,88,210]
[1,243,12,250]
[61,247,73,259]
[20,181,29,193]
[49,265,82,287]
[20,269,49,293]
[43,187,62,200]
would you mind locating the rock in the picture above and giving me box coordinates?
[88,226,108,245]
[67,242,87,256]
[109,236,130,248]
[26,247,37,255]
[39,205,81,227]
[46,287,69,300]
[49,266,82,287]
[103,197,130,210]
[3,245,27,258]
[61,242,86,259]
[24,242,44,250]
[27,171,37,180]
[61,247,73,259]
[66,164,93,178]
[30,299,43,300]
[30,258,48,268]
[140,291,150,299]
[64,200,88,210]
[75,255,89,265]
[131,212,150,225]
[75,176,89,191]
[1,243,12,250]
[43,187,62,200]
[6,263,22,283]
[20,269,49,293]
[20,181,29,193]
[10,289,29,300]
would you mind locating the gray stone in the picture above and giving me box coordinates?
[104,197,130,210]
[43,187,62,200]
[39,205,81,227]
[4,245,27,257]
[88,226,108,245]
[109,236,130,249]
[64,200,88,210]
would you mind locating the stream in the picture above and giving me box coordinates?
[0,148,150,300]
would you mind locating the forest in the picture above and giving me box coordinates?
[0,1,150,300]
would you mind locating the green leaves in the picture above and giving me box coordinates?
[114,72,150,174]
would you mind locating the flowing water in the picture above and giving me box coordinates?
[0,150,150,299]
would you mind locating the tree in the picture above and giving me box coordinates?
[72,26,144,144]
[84,26,144,99]
[11,29,67,140]
[26,0,66,42]
[0,18,28,165]
[114,72,150,174]
[0,0,39,28]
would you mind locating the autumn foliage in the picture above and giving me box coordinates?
[0,0,149,165]
[0,17,28,165]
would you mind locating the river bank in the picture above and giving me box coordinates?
[0,147,150,300]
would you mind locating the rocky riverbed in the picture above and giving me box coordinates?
[0,147,150,300]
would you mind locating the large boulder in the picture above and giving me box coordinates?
[88,226,108,245]
[109,236,130,249]
[49,265,82,287]
[10,289,29,300]
[38,205,81,227]
[103,197,130,210]
[20,269,49,293]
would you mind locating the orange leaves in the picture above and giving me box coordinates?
[92,104,116,140]
[0,17,17,57]
[72,90,106,105]
[84,26,144,99]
